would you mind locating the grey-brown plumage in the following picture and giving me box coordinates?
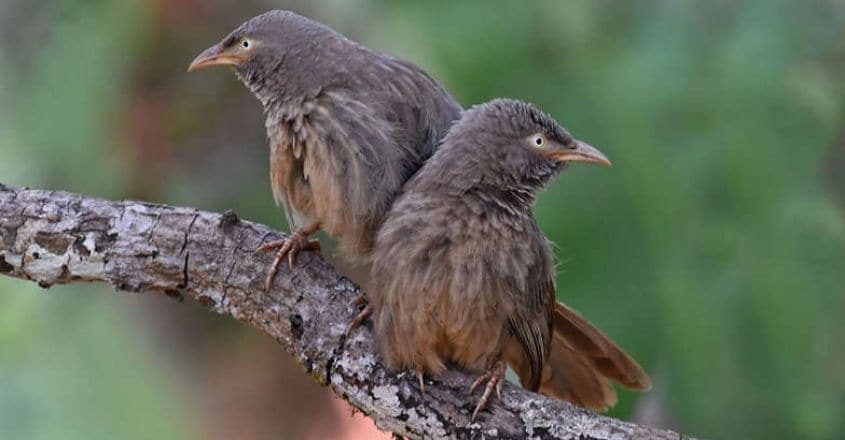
[189,10,462,288]
[370,99,650,419]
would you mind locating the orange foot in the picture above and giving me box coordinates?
[256,223,321,290]
[469,361,507,421]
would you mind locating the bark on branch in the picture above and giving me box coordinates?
[0,182,685,440]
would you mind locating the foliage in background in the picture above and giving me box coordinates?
[1,1,844,439]
[0,1,197,439]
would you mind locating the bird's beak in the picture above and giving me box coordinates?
[187,43,244,72]
[548,141,612,166]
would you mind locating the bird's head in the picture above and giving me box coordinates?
[444,99,610,192]
[187,10,340,102]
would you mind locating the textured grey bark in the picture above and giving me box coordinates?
[0,182,686,440]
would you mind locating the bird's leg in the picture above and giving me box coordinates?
[256,221,322,290]
[469,361,507,421]
[344,294,373,337]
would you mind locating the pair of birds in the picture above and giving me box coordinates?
[188,10,650,420]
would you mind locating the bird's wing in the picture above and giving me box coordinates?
[505,223,557,391]
[370,55,463,159]
[293,59,460,254]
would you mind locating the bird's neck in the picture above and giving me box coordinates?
[436,168,541,211]
[237,63,301,112]
[426,156,558,211]
[486,166,564,213]
[479,180,538,209]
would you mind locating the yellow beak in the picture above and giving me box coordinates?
[187,43,245,72]
[549,141,612,166]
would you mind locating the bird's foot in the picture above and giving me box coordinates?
[256,228,321,290]
[469,361,507,421]
[344,294,372,337]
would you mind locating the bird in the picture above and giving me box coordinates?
[188,10,462,292]
[369,99,651,420]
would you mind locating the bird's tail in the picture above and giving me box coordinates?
[507,302,651,411]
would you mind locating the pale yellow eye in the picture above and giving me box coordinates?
[532,134,546,148]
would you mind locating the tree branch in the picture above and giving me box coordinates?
[0,182,686,440]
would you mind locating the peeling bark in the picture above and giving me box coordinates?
[0,182,687,440]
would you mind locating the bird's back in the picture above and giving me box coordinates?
[265,38,462,261]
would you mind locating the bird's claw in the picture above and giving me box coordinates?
[345,294,372,337]
[469,361,506,421]
[256,231,321,290]
[416,368,426,394]
[349,294,368,308]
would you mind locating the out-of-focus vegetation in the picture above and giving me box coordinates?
[1,1,844,439]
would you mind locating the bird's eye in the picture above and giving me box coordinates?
[242,39,250,48]
[532,135,546,148]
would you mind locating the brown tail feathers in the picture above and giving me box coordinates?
[507,302,651,411]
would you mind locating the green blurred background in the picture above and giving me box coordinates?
[1,0,844,438]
